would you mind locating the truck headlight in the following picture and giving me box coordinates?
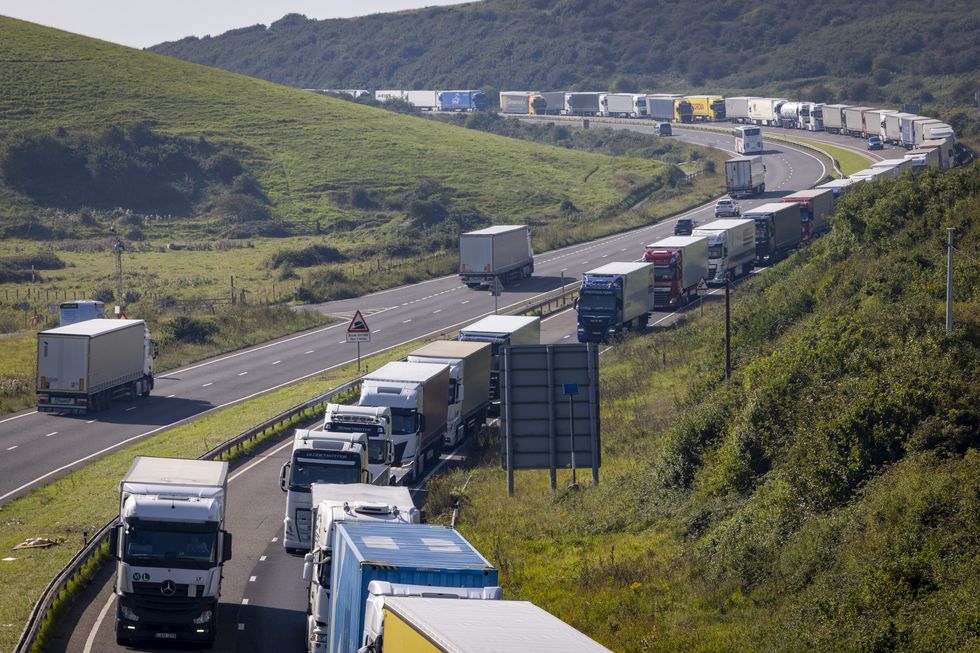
[310,631,329,643]
[120,605,139,621]
[192,610,213,624]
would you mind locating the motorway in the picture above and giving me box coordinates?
[35,123,859,651]
[0,125,842,507]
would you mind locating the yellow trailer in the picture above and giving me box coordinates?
[685,95,727,121]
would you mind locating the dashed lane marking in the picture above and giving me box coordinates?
[45,432,57,437]
[238,372,248,376]
[271,360,281,365]
[201,382,213,387]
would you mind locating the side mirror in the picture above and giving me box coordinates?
[362,469,370,484]
[221,531,233,562]
[302,553,313,583]
[108,524,121,559]
[384,440,394,466]
[279,462,289,492]
[417,414,426,432]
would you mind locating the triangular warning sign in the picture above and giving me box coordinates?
[347,310,370,333]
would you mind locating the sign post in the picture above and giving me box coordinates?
[696,277,708,316]
[490,277,502,314]
[346,310,371,371]
[563,383,579,489]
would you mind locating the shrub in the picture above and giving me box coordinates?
[166,316,217,344]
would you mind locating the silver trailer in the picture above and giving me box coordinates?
[374,90,407,102]
[600,93,645,117]
[725,156,766,198]
[459,225,534,289]
[904,147,941,171]
[743,202,802,263]
[499,91,533,114]
[842,106,875,137]
[405,90,439,111]
[724,96,759,123]
[778,101,811,129]
[872,158,913,175]
[539,91,565,115]
[564,92,601,116]
[821,104,851,134]
[747,97,786,126]
[884,112,916,144]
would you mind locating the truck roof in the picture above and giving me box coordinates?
[311,483,414,509]
[462,225,527,236]
[782,189,833,200]
[744,202,799,215]
[695,219,754,231]
[646,236,708,249]
[335,522,494,570]
[123,456,227,487]
[409,340,491,359]
[872,158,910,168]
[584,262,651,276]
[817,179,855,188]
[40,318,144,337]
[382,598,613,652]
[460,315,538,335]
[364,361,449,384]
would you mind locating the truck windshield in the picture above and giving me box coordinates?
[578,292,617,311]
[125,528,216,566]
[390,408,417,435]
[290,454,361,488]
[654,266,675,281]
[708,244,726,259]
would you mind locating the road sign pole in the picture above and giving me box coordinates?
[568,394,577,488]
[504,347,514,497]
[357,341,361,372]
[725,279,732,380]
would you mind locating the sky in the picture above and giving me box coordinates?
[0,1,473,49]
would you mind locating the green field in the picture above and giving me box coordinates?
[791,138,873,176]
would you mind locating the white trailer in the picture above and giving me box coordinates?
[459,225,534,289]
[821,104,851,134]
[724,96,760,123]
[842,106,875,136]
[884,112,916,144]
[576,262,655,342]
[872,158,913,175]
[599,93,646,117]
[904,147,941,171]
[405,90,439,111]
[36,318,154,414]
[747,97,786,126]
[374,90,407,102]
[110,457,231,647]
[692,219,756,284]
[407,340,492,447]
[918,138,956,170]
[725,156,766,198]
[458,315,540,415]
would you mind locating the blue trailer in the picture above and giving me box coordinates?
[329,522,498,653]
[59,300,105,326]
[438,90,488,112]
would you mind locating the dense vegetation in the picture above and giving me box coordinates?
[151,0,980,112]
[427,163,980,651]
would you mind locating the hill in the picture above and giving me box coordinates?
[150,0,980,110]
[429,162,980,651]
[0,16,706,304]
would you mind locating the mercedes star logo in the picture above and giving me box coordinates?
[160,580,177,597]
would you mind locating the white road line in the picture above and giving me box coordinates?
[242,598,249,605]
[461,300,470,304]
[563,335,571,339]
[432,309,442,314]
[201,382,213,387]
[166,394,176,398]
[272,537,278,542]
[238,372,248,376]
[45,432,57,437]
[85,420,96,424]
[271,360,281,365]
[249,576,257,582]
[338,340,347,344]
[125,407,136,412]
[259,555,267,562]
[82,594,116,653]
[7,445,17,451]
[228,439,293,483]
[304,350,315,354]
[403,319,412,324]
[0,411,37,425]
[238,623,246,631]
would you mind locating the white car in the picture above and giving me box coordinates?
[714,199,741,217]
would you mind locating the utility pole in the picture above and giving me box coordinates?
[946,228,954,332]
[113,237,124,310]
[724,278,732,379]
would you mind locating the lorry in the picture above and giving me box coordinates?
[326,522,500,653]
[685,95,726,121]
[564,92,601,116]
[499,91,546,114]
[323,403,396,482]
[36,318,154,414]
[780,188,835,241]
[805,102,825,131]
[918,137,956,170]
[538,91,566,115]
[884,112,916,144]
[842,106,875,137]
[374,90,407,102]
[109,456,232,647]
[904,148,940,171]
[599,93,646,118]
[303,484,420,653]
[898,115,925,148]
[405,90,440,111]
[743,202,802,263]
[280,424,395,552]
[458,225,534,289]
[645,95,681,122]
[576,262,656,342]
[363,598,613,653]
[407,340,492,447]
[359,362,450,485]
[748,97,786,126]
[815,178,857,199]
[642,236,709,308]
[458,315,540,414]
[692,219,756,284]
[872,158,912,176]
[59,299,104,326]
[725,156,766,198]
[821,104,852,134]
[438,90,487,112]
[724,96,760,123]
[778,101,812,130]
[865,109,898,139]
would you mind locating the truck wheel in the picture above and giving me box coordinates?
[638,313,649,328]
[116,632,130,646]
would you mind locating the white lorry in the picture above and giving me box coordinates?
[692,219,756,284]
[36,318,154,414]
[302,483,420,653]
[109,457,232,648]
[359,362,450,485]
[280,424,394,553]
[458,315,541,415]
[407,340,492,447]
[747,97,786,126]
[576,262,656,342]
[599,93,646,117]
[458,225,534,289]
[725,156,766,198]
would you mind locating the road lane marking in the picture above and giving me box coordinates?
[271,360,281,365]
[7,445,17,451]
[304,350,315,354]
[201,382,213,387]
[433,309,442,314]
[0,411,37,425]
[125,407,136,411]
[403,319,412,323]
[238,372,248,376]
[85,420,96,424]
[259,555,267,561]
[242,598,249,605]
[83,594,116,653]
[238,624,246,631]
[272,537,278,542]
[45,432,57,437]
[166,394,176,398]
[249,576,256,582]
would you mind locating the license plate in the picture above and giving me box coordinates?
[51,397,73,405]
[154,632,177,639]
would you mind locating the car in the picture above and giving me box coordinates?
[867,135,884,150]
[674,218,696,235]
[657,122,672,137]
[714,199,741,217]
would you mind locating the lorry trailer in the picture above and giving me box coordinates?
[438,90,487,112]
[499,91,546,114]
[742,202,802,263]
[642,236,709,309]
[36,318,154,414]
[459,225,534,289]
[685,95,726,121]
[821,104,851,134]
[58,300,104,326]
[600,93,646,117]
[359,362,450,485]
[110,457,232,647]
[747,97,786,126]
[576,262,655,342]
[458,315,540,414]
[780,188,835,241]
[724,96,760,123]
[725,156,766,198]
[407,340,492,447]
[692,219,756,284]
[328,522,500,653]
[564,92,601,116]
[405,90,440,111]
[538,91,566,115]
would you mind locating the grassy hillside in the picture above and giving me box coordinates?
[428,163,980,651]
[150,0,979,117]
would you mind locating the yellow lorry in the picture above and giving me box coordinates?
[685,95,727,121]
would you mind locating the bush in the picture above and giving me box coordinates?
[166,316,217,344]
